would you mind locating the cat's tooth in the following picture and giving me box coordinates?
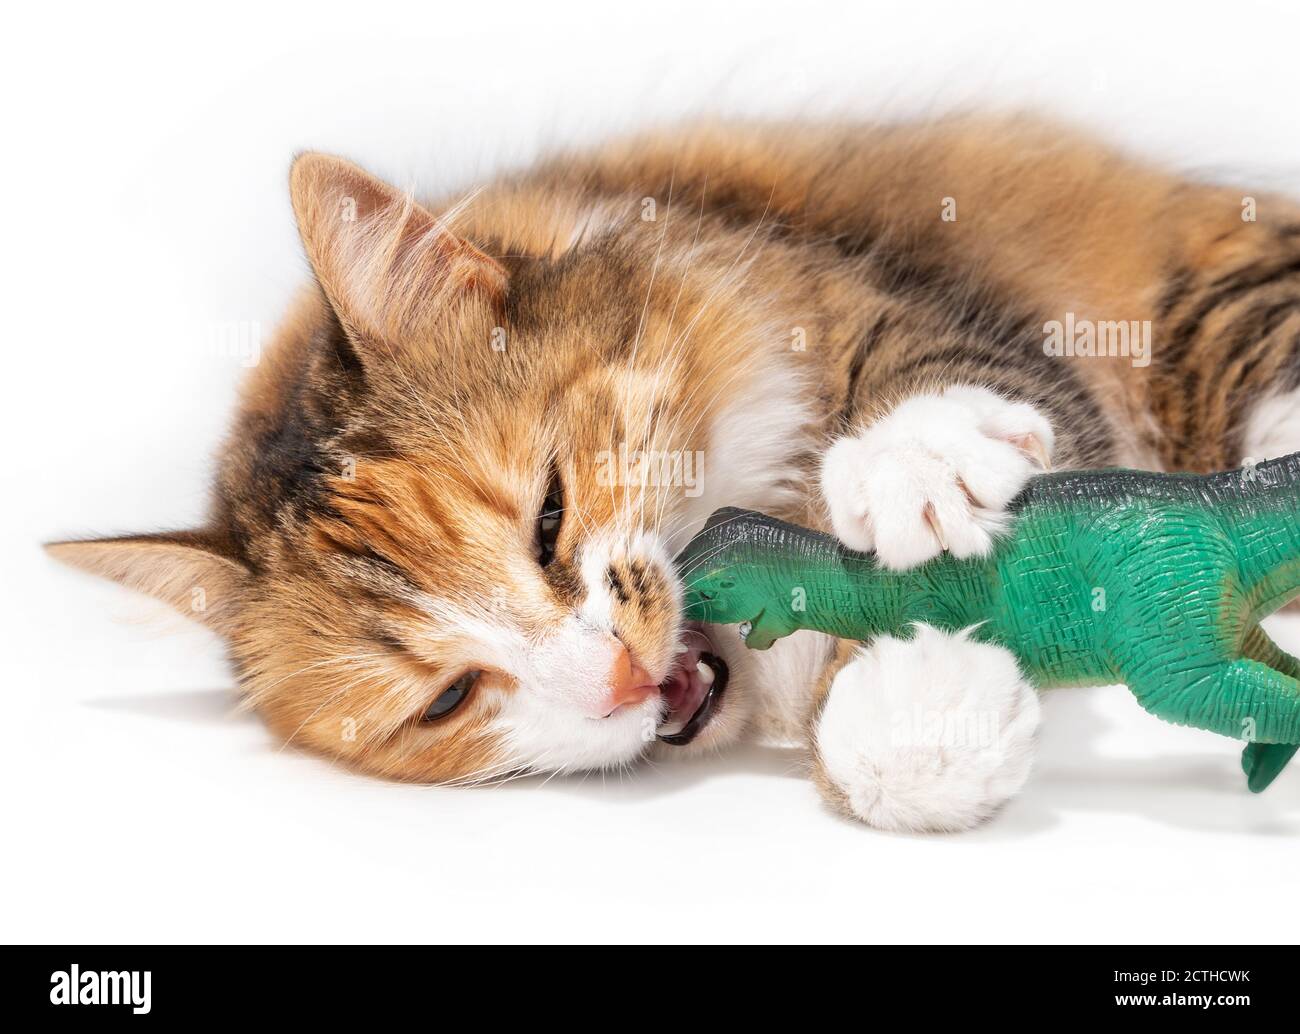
[696,660,715,685]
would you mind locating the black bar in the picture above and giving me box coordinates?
[1,945,1295,1022]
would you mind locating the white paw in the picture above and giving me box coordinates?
[820,385,1053,569]
[812,625,1041,833]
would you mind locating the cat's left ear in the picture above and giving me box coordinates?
[45,531,249,634]
[288,152,507,348]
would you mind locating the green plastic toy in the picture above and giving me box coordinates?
[676,453,1300,792]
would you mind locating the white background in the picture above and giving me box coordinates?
[5,0,1300,943]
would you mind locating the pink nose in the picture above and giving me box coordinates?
[603,647,658,715]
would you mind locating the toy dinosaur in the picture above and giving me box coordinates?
[675,453,1300,792]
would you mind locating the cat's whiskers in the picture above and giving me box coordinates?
[264,650,400,754]
[425,740,573,789]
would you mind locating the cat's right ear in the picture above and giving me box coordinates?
[288,153,506,350]
[45,531,249,634]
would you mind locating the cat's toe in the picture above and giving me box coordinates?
[811,625,1041,833]
[820,385,1054,569]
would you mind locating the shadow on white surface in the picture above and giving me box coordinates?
[530,743,810,804]
[87,688,252,726]
[978,687,1300,839]
[80,679,1300,838]
[82,685,806,794]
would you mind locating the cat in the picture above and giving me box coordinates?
[48,115,1300,831]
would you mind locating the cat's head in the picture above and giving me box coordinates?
[49,153,790,782]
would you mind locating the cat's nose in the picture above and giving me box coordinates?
[603,646,658,715]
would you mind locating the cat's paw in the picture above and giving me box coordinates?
[820,385,1053,569]
[811,625,1040,833]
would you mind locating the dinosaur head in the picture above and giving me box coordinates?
[675,508,778,628]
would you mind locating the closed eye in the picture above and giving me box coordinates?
[536,465,563,568]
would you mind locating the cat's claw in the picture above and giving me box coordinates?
[820,385,1054,570]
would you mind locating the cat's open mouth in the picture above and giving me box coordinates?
[656,623,728,746]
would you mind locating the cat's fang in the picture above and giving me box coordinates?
[656,625,729,746]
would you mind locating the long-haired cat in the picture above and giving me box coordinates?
[49,116,1300,831]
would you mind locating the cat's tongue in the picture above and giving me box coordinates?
[656,624,727,745]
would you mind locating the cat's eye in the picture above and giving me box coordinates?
[536,467,564,568]
[421,671,480,722]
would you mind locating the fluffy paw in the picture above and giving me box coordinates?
[812,625,1041,833]
[821,386,1053,569]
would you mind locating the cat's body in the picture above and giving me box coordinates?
[51,116,1300,830]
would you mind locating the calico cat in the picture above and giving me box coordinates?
[49,116,1300,831]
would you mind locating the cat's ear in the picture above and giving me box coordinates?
[288,152,506,348]
[45,531,249,634]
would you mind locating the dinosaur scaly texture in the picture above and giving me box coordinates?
[675,453,1300,792]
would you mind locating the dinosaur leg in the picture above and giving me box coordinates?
[1241,742,1298,793]
[1239,547,1300,624]
[1239,626,1300,792]
[739,608,799,651]
[1128,649,1300,792]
